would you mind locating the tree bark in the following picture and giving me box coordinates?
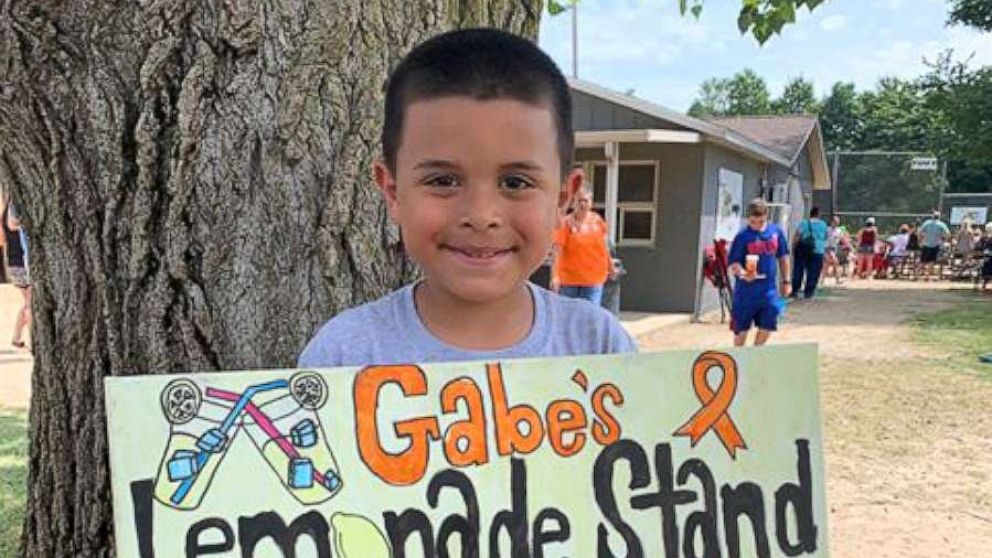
[0,1,541,555]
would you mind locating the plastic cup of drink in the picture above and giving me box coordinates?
[745,254,759,276]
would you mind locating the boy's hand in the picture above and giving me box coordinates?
[780,281,791,297]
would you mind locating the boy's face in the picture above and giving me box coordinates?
[748,212,768,230]
[376,97,580,304]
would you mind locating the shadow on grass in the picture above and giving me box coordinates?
[0,409,27,557]
[913,297,992,374]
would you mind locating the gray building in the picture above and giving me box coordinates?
[569,79,831,316]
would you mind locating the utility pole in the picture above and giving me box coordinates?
[571,2,578,78]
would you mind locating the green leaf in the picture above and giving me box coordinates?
[738,8,756,34]
[691,4,703,18]
[547,0,568,16]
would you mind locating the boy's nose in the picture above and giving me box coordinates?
[459,187,503,230]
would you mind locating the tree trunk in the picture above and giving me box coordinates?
[0,1,541,555]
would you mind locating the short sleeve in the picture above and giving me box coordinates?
[728,233,746,266]
[777,228,790,257]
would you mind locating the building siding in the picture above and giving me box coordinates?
[576,143,705,313]
[698,145,767,314]
[572,90,692,132]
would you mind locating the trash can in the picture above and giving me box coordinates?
[601,256,625,316]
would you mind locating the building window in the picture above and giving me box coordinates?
[589,161,659,246]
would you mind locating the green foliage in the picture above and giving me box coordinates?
[0,409,27,557]
[687,78,729,117]
[549,1,828,43]
[686,69,771,116]
[772,76,819,114]
[726,69,773,114]
[922,53,992,168]
[819,82,863,150]
[547,0,571,16]
[948,0,992,31]
[858,78,940,152]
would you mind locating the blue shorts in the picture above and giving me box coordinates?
[731,300,779,334]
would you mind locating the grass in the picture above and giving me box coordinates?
[0,408,26,557]
[912,294,992,374]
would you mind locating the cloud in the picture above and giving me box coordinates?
[820,15,848,32]
[541,1,712,67]
[538,0,992,112]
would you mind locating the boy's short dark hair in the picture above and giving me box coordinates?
[747,198,768,217]
[809,206,820,218]
[382,28,574,176]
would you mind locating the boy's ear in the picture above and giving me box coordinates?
[373,160,401,223]
[559,166,584,213]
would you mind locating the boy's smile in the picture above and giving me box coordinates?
[376,97,579,306]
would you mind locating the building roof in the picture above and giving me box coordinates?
[708,115,818,163]
[709,115,831,190]
[568,79,832,189]
[568,78,792,167]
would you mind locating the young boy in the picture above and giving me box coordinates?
[299,29,636,367]
[728,199,791,347]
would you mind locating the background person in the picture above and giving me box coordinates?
[550,187,614,305]
[953,219,976,256]
[728,198,791,347]
[791,206,829,299]
[3,198,30,349]
[824,215,846,284]
[855,217,879,279]
[883,224,911,278]
[919,210,950,281]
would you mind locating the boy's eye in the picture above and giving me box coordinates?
[423,174,460,188]
[500,174,535,192]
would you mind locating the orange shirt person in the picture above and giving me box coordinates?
[550,188,613,305]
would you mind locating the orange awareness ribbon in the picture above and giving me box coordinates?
[674,351,747,459]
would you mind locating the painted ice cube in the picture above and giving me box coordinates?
[288,458,314,489]
[167,450,200,482]
[322,469,341,491]
[290,419,317,448]
[195,428,227,453]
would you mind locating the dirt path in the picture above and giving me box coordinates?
[639,281,992,558]
[0,285,31,410]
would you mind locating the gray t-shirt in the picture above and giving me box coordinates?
[298,282,637,367]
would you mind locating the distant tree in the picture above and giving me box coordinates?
[688,78,730,117]
[726,69,773,115]
[773,77,819,114]
[922,53,992,168]
[859,77,941,152]
[948,0,992,31]
[687,69,772,117]
[819,82,864,151]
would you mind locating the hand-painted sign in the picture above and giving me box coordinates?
[105,344,828,557]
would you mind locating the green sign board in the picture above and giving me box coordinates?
[105,344,828,557]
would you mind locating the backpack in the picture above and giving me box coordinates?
[797,220,816,257]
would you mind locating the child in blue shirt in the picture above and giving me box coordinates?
[299,29,636,367]
[727,198,791,346]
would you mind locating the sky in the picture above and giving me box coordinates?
[538,0,992,112]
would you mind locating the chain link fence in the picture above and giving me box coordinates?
[830,151,945,233]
